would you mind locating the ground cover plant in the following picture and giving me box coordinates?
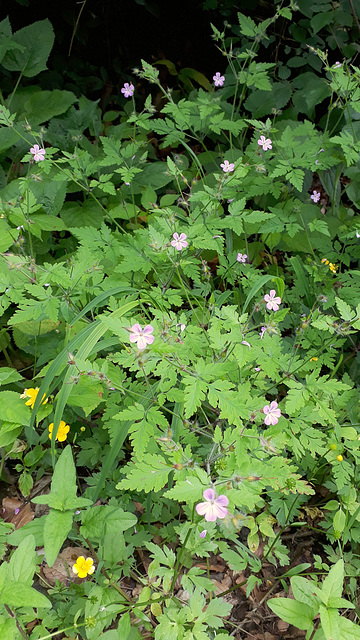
[0,2,360,639]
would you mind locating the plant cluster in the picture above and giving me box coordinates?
[0,4,360,639]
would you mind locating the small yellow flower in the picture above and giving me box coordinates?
[72,556,95,579]
[21,387,48,410]
[337,455,343,462]
[80,426,86,432]
[48,420,70,442]
[321,258,329,265]
[310,357,318,361]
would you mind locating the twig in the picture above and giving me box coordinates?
[4,605,29,639]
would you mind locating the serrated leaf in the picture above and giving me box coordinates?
[2,19,54,77]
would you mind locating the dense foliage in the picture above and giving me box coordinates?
[0,1,360,638]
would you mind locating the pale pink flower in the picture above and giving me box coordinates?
[196,488,229,522]
[30,144,46,162]
[356,230,360,238]
[333,61,342,69]
[171,232,188,250]
[199,530,207,538]
[257,135,272,151]
[264,290,281,311]
[263,401,281,426]
[129,324,154,350]
[121,82,134,98]
[311,190,321,203]
[213,72,225,87]
[220,159,235,173]
[237,253,248,263]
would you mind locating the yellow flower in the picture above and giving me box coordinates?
[321,258,329,265]
[337,455,343,462]
[48,420,70,442]
[21,387,48,410]
[72,556,95,579]
[80,426,86,432]
[310,357,318,361]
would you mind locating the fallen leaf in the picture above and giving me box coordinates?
[2,497,34,528]
[41,546,89,586]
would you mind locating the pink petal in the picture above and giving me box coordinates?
[144,335,154,345]
[204,504,218,522]
[203,488,216,501]
[215,494,229,507]
[179,233,187,241]
[264,415,272,425]
[137,336,148,350]
[270,401,278,410]
[173,233,180,241]
[213,504,228,519]
[143,325,154,335]
[196,501,209,516]
[263,405,270,414]
[269,289,276,297]
[130,323,142,335]
[129,334,138,343]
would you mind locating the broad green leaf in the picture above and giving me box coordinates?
[2,19,54,77]
[23,89,76,124]
[80,505,137,541]
[0,391,30,426]
[7,518,45,547]
[0,367,23,386]
[0,581,51,608]
[319,604,340,640]
[320,559,344,604]
[43,509,73,568]
[267,597,315,630]
[8,534,36,586]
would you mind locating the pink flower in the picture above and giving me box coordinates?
[333,61,342,69]
[30,144,46,162]
[237,253,247,263]
[310,190,321,203]
[264,290,281,311]
[213,72,225,87]
[263,400,281,426]
[199,530,207,538]
[257,135,272,151]
[220,160,235,173]
[171,232,188,250]
[196,488,229,522]
[129,324,154,350]
[121,82,134,98]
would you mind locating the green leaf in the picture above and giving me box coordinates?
[19,471,33,497]
[43,509,73,568]
[7,519,44,547]
[80,505,137,541]
[50,445,77,505]
[0,582,51,608]
[267,597,315,630]
[164,477,205,503]
[117,454,172,493]
[0,391,30,426]
[24,89,76,124]
[318,559,344,606]
[319,603,340,640]
[290,576,319,609]
[8,534,36,586]
[2,19,55,77]
[0,367,23,386]
[0,618,17,640]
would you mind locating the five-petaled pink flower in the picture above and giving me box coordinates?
[30,144,46,162]
[220,160,234,173]
[310,190,320,203]
[129,324,154,350]
[213,72,225,87]
[257,135,272,151]
[121,82,134,98]
[263,401,281,426]
[237,253,247,263]
[196,488,229,522]
[171,232,188,250]
[264,290,281,311]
